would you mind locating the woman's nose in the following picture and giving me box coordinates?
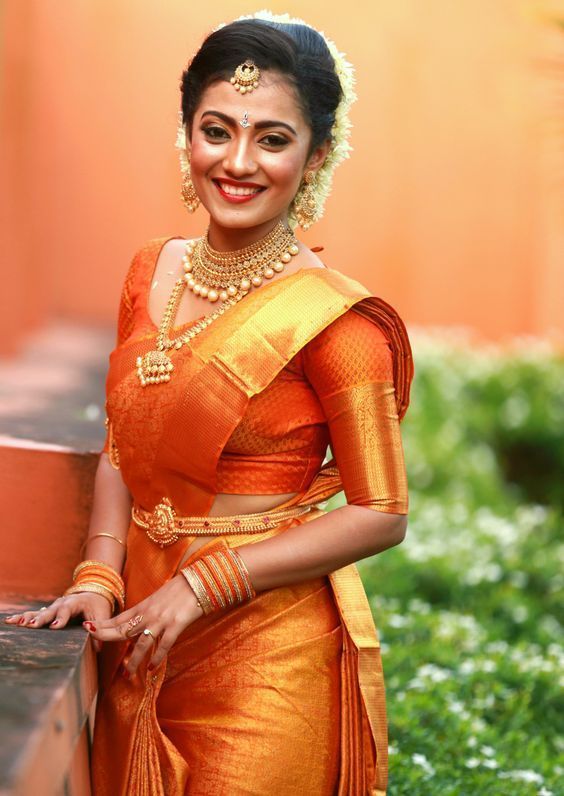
[223,138,257,178]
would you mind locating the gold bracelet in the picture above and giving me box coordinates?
[73,574,125,612]
[64,583,115,611]
[180,567,214,615]
[224,547,256,601]
[81,532,126,556]
[88,532,126,547]
[73,559,124,585]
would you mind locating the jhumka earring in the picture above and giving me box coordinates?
[180,154,200,213]
[294,170,318,230]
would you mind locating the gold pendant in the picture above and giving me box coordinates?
[136,350,174,387]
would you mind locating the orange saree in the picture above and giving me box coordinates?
[90,238,414,795]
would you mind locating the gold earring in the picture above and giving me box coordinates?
[294,170,318,230]
[180,157,200,213]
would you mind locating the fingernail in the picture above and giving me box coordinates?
[121,666,129,679]
[83,622,96,631]
[50,619,59,627]
[29,619,36,625]
[18,618,25,625]
[147,663,154,671]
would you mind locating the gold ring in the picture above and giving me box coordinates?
[127,614,143,631]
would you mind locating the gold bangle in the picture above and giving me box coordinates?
[205,554,237,606]
[73,558,124,577]
[64,583,115,610]
[73,575,125,611]
[80,532,126,556]
[224,547,256,600]
[73,559,124,586]
[192,558,227,610]
[180,567,214,615]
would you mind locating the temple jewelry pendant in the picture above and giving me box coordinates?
[136,350,174,387]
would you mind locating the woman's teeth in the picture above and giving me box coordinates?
[218,182,262,196]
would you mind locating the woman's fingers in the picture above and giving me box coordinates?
[146,626,178,672]
[4,601,62,627]
[48,602,74,629]
[84,604,145,642]
[121,629,162,676]
[30,605,59,628]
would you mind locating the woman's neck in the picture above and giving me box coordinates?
[207,214,288,252]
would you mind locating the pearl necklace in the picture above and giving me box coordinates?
[183,220,299,302]
[135,223,300,387]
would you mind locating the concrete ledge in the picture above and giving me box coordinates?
[0,598,97,796]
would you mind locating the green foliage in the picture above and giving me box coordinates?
[328,331,564,795]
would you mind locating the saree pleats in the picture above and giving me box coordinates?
[91,507,385,795]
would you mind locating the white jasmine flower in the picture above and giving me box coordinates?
[412,753,435,777]
[387,614,409,628]
[498,770,544,784]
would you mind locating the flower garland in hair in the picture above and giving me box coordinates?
[175,9,357,229]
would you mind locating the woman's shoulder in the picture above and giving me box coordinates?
[129,234,186,268]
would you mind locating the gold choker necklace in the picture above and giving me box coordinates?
[183,221,299,303]
[136,222,300,387]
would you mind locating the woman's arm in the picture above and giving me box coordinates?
[234,504,406,592]
[83,452,132,573]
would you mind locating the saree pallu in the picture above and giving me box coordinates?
[91,503,382,796]
[91,260,413,795]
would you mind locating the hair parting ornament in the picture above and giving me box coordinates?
[175,10,357,229]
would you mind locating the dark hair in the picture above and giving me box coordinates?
[180,19,343,156]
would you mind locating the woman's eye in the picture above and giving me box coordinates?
[201,125,230,140]
[260,134,289,148]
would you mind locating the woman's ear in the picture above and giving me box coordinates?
[305,139,332,174]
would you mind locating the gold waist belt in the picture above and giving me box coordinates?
[131,496,314,548]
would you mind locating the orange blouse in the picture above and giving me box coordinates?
[103,239,409,515]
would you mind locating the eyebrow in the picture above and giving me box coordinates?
[201,110,297,136]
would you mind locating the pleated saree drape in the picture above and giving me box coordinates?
[91,253,413,796]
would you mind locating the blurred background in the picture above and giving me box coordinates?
[0,2,562,794]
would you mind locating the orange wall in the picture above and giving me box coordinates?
[1,0,563,353]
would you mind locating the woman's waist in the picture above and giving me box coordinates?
[131,490,320,548]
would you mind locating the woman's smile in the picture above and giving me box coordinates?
[186,76,319,242]
[213,177,267,203]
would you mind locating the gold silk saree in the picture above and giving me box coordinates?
[91,238,414,795]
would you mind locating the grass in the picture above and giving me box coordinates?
[328,329,564,795]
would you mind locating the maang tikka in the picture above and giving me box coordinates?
[230,60,261,93]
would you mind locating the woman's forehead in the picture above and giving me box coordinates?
[195,74,305,127]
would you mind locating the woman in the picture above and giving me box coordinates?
[4,12,413,795]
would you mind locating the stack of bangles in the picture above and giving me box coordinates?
[63,560,126,615]
[180,540,256,615]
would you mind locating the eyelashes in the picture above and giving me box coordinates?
[200,125,290,149]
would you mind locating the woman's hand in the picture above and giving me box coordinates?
[3,593,113,652]
[84,574,204,677]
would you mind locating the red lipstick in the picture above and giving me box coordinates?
[212,178,266,204]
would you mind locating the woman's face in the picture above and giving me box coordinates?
[186,71,328,233]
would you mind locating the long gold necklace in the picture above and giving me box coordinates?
[136,222,299,387]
